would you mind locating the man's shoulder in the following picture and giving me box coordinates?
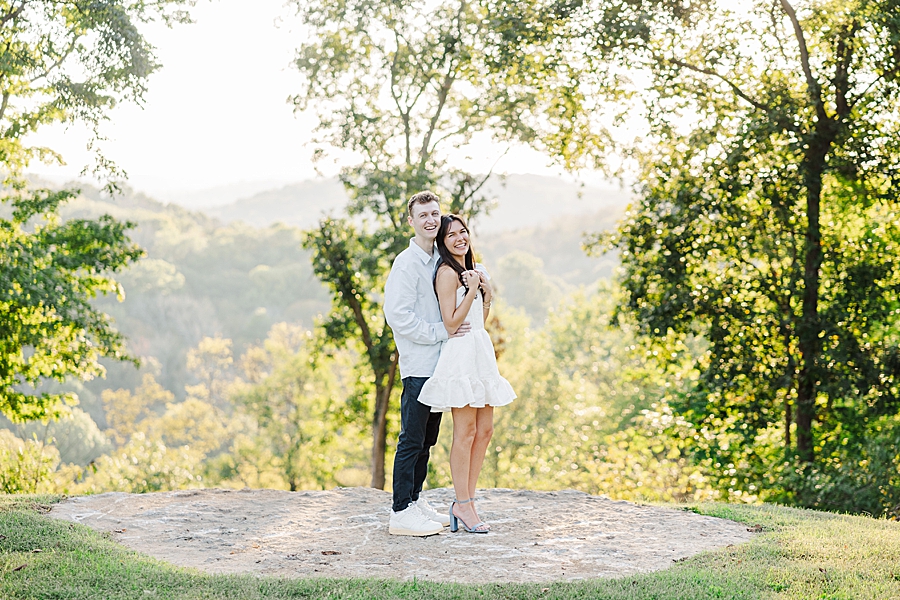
[392,245,414,262]
[389,245,420,271]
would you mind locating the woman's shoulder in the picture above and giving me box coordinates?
[435,263,457,278]
[434,264,461,289]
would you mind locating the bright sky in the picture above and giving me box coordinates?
[26,0,577,204]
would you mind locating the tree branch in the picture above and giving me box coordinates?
[460,148,508,212]
[417,0,465,170]
[0,92,9,122]
[388,32,412,166]
[0,2,25,29]
[30,37,81,84]
[418,65,455,169]
[779,0,827,122]
[832,21,860,119]
[666,58,769,113]
[848,62,900,111]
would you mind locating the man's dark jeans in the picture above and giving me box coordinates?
[392,376,443,513]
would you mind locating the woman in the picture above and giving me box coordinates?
[418,214,516,533]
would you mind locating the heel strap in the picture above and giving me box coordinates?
[454,498,474,505]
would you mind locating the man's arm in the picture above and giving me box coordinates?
[384,264,450,345]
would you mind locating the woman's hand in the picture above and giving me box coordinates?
[478,273,493,304]
[462,270,481,292]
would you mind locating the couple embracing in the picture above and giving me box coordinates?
[383,191,516,537]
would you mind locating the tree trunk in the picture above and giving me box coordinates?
[795,141,829,464]
[784,397,792,449]
[370,382,390,489]
[369,355,399,489]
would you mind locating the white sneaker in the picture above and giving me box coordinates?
[389,504,443,536]
[416,497,451,527]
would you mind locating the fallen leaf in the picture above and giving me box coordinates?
[12,564,26,572]
[114,529,127,534]
[31,549,43,553]
[747,524,764,533]
[321,550,341,556]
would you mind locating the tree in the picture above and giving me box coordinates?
[577,0,900,509]
[1,192,144,421]
[0,1,192,183]
[230,323,366,491]
[289,0,587,488]
[0,429,60,494]
[0,1,192,423]
[78,343,243,494]
[13,406,111,466]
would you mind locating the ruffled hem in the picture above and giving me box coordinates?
[419,374,516,413]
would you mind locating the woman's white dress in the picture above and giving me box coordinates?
[418,284,516,412]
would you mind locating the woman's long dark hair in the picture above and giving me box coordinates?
[434,214,477,296]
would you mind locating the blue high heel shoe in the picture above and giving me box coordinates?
[449,498,489,533]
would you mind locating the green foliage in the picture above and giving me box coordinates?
[70,385,218,493]
[783,413,900,518]
[0,0,194,423]
[478,207,624,289]
[69,341,243,494]
[230,324,368,490]
[573,0,900,513]
[0,430,59,494]
[62,187,332,398]
[76,431,204,494]
[0,189,143,423]
[291,0,592,488]
[61,326,367,495]
[9,406,111,466]
[493,251,566,324]
[0,0,193,184]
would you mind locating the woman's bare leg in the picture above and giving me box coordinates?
[468,407,494,524]
[449,406,482,529]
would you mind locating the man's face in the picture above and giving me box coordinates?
[408,200,441,242]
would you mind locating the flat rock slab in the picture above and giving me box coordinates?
[47,487,753,583]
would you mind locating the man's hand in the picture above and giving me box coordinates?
[449,321,472,338]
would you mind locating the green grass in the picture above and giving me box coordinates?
[2,494,899,599]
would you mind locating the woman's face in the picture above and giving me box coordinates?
[443,219,470,260]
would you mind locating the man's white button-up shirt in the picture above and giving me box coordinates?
[383,239,449,379]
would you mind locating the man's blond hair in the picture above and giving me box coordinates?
[407,191,440,216]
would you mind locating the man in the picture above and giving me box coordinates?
[383,190,470,536]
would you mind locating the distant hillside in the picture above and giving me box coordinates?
[9,175,626,413]
[52,185,331,421]
[472,174,629,235]
[205,178,348,228]
[158,180,294,210]
[478,209,622,288]
[195,174,632,234]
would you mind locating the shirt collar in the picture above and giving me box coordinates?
[409,238,437,264]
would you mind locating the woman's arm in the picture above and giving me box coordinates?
[435,266,479,333]
[479,272,493,322]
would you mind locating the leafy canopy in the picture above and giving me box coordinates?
[574,0,900,512]
[0,0,194,422]
[289,0,590,487]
